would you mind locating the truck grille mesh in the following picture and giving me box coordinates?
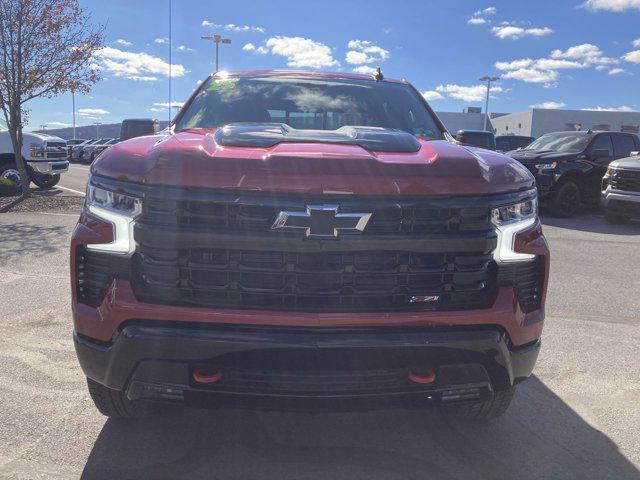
[132,246,497,312]
[611,169,640,193]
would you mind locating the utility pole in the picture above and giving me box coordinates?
[40,124,47,132]
[94,122,101,138]
[201,35,231,72]
[480,75,500,131]
[72,89,76,140]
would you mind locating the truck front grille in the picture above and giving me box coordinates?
[131,246,497,312]
[611,169,640,193]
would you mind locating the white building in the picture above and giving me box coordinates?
[491,108,640,138]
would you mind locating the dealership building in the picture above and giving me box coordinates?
[490,108,640,138]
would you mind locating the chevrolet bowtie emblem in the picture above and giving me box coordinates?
[272,205,372,238]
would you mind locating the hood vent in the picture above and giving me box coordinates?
[213,123,422,153]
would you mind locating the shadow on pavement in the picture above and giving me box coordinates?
[0,222,69,261]
[541,212,640,235]
[81,376,639,480]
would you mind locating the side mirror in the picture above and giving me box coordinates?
[630,151,640,157]
[590,149,610,159]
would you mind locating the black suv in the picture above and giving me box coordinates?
[508,131,640,217]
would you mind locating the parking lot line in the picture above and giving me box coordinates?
[57,185,86,196]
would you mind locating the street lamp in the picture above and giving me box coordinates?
[93,122,102,138]
[40,124,47,132]
[201,35,231,72]
[480,75,500,132]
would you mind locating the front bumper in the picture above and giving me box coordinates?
[74,324,540,409]
[27,159,69,174]
[602,187,640,217]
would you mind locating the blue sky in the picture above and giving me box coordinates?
[23,0,640,131]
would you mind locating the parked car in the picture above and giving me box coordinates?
[89,138,120,163]
[72,70,548,420]
[455,130,496,150]
[496,135,534,153]
[71,138,102,163]
[508,130,640,217]
[84,138,119,164]
[66,139,87,157]
[0,128,69,190]
[120,118,159,141]
[601,151,640,224]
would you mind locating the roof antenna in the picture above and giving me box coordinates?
[372,67,384,82]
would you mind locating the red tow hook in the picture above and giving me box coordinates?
[407,369,436,384]
[192,367,223,384]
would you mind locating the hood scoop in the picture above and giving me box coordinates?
[213,123,422,153]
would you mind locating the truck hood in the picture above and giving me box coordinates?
[23,131,66,143]
[92,128,535,195]
[508,150,576,163]
[611,155,640,170]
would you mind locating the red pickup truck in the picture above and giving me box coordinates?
[71,71,549,419]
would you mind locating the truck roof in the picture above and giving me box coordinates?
[209,69,407,84]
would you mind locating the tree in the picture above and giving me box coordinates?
[0,0,103,197]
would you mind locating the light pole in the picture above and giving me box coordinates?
[480,75,500,131]
[94,122,102,138]
[201,35,231,72]
[40,124,47,132]
[71,88,76,140]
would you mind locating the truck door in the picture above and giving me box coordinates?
[586,134,614,199]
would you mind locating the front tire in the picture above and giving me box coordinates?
[549,181,581,218]
[31,173,60,189]
[604,211,631,225]
[87,377,154,418]
[446,386,516,420]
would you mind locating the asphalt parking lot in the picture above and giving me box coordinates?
[1,165,639,479]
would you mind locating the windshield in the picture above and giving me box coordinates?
[523,132,592,152]
[175,75,443,139]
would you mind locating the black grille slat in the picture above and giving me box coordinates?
[132,246,497,312]
[497,258,544,313]
[611,170,640,193]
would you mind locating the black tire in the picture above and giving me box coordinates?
[87,377,153,418]
[549,181,581,218]
[31,173,60,189]
[604,211,631,225]
[0,163,23,195]
[446,386,516,420]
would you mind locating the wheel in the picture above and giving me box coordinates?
[604,211,631,225]
[446,386,516,420]
[0,164,23,194]
[31,173,60,189]
[86,377,154,418]
[549,181,581,218]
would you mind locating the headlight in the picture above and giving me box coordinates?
[603,166,615,178]
[491,193,538,262]
[85,183,142,254]
[535,161,557,171]
[29,144,46,158]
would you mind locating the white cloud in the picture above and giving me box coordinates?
[352,65,377,75]
[491,25,553,39]
[608,67,627,75]
[535,58,585,69]
[46,121,71,127]
[422,90,444,101]
[633,39,640,47]
[152,101,184,109]
[495,58,534,70]
[435,83,503,102]
[93,47,186,80]
[77,108,109,117]
[623,50,640,63]
[345,40,390,66]
[154,37,169,45]
[582,105,635,111]
[242,43,256,51]
[531,101,566,109]
[468,6,496,25]
[502,68,558,85]
[128,75,159,81]
[115,39,132,47]
[580,0,640,11]
[264,36,339,69]
[202,20,265,33]
[551,43,617,65]
[176,45,194,52]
